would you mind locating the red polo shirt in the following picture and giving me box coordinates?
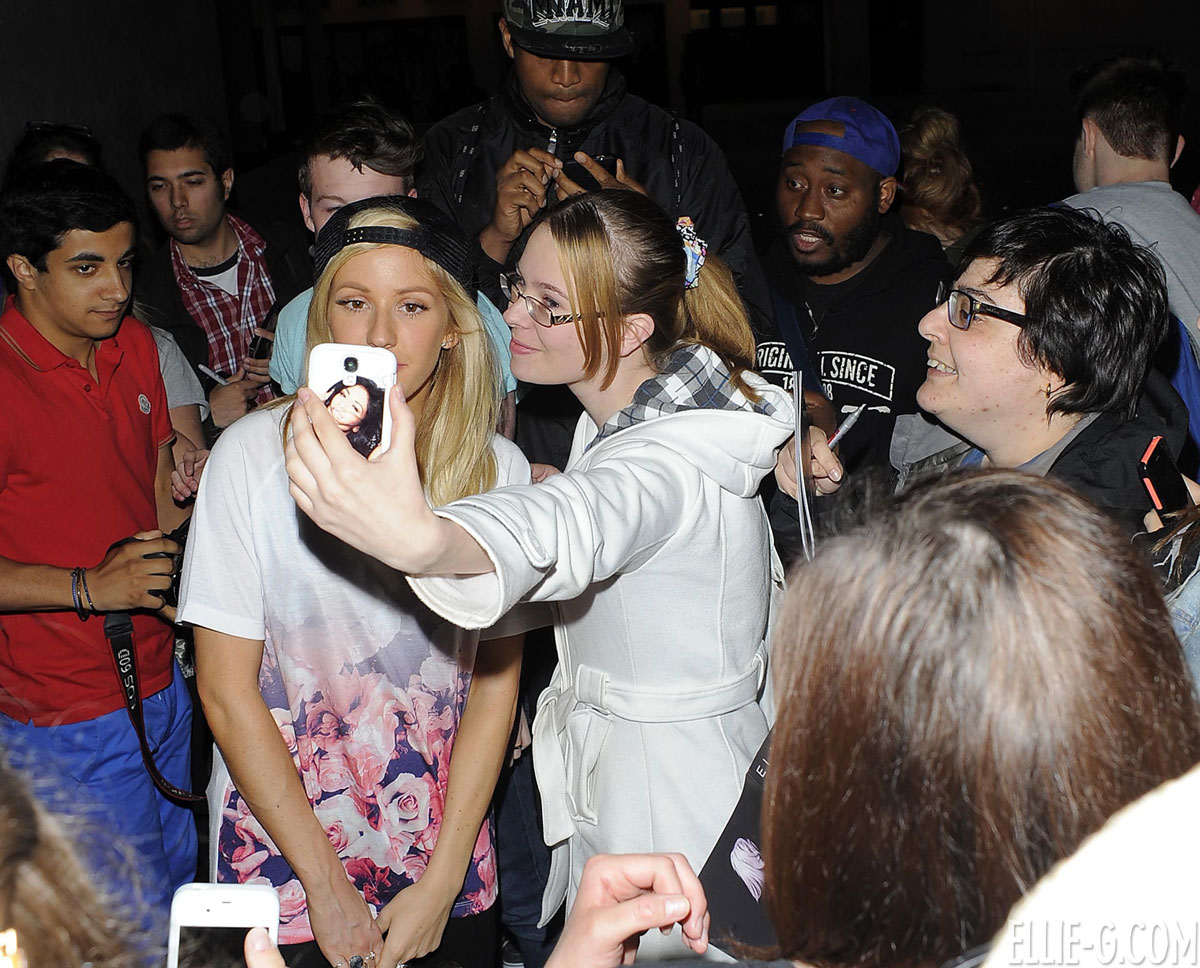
[0,301,175,724]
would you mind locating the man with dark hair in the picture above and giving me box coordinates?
[422,1,764,308]
[1065,55,1200,342]
[136,113,309,439]
[266,98,517,433]
[421,0,770,465]
[3,121,103,186]
[0,160,196,921]
[886,206,1185,535]
[759,96,949,475]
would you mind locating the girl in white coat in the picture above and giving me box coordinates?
[286,190,794,959]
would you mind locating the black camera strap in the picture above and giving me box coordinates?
[103,612,203,804]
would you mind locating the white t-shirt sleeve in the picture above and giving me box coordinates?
[177,412,275,640]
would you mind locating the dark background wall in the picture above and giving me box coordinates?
[2,0,1198,247]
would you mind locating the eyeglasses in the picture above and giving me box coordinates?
[946,288,1028,331]
[25,121,94,137]
[500,272,582,328]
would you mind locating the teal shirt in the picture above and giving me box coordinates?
[269,287,517,396]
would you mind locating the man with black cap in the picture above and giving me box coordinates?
[758,96,949,476]
[420,0,766,328]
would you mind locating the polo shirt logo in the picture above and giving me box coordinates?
[138,394,151,414]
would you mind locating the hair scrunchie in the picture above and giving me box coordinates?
[676,216,708,290]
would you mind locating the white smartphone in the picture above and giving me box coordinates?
[307,343,399,458]
[166,882,280,968]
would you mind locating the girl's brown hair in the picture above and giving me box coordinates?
[899,107,982,243]
[764,470,1200,968]
[0,758,147,967]
[543,190,757,394]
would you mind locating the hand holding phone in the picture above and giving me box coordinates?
[307,344,399,459]
[167,883,279,968]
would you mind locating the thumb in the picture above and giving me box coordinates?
[379,384,416,462]
[229,366,246,382]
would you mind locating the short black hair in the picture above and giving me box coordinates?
[138,113,232,177]
[298,97,421,198]
[0,159,137,290]
[1072,55,1188,163]
[959,206,1168,420]
[4,123,103,186]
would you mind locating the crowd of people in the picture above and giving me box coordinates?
[2,1,1200,967]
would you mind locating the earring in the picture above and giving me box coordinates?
[1044,382,1053,398]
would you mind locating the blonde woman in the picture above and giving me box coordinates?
[178,197,528,968]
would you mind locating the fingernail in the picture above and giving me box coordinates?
[248,927,270,951]
[663,895,688,919]
[297,387,312,402]
[830,468,842,481]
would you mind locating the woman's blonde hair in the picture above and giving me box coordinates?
[302,205,497,504]
[543,190,757,395]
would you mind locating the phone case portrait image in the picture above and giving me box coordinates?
[307,343,399,459]
[166,882,279,968]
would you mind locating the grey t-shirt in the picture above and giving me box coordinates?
[149,324,209,420]
[1064,181,1200,340]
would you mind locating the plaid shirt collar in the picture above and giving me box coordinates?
[168,212,267,290]
[589,342,783,450]
[168,213,276,386]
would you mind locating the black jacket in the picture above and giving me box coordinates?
[135,215,311,381]
[419,69,771,329]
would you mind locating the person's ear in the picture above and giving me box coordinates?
[220,168,235,201]
[441,330,461,351]
[299,193,315,234]
[877,176,898,214]
[6,254,38,292]
[619,312,655,358]
[499,18,516,60]
[1172,134,1185,168]
[1080,117,1100,158]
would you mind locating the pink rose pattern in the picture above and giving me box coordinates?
[215,608,497,946]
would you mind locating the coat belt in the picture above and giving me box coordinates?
[532,644,768,924]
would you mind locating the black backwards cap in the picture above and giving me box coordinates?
[312,194,477,299]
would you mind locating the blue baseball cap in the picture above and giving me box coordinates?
[781,96,901,177]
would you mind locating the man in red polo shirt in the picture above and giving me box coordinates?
[0,160,196,924]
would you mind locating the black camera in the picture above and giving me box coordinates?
[343,356,358,373]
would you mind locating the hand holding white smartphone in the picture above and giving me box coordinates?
[167,883,280,968]
[307,344,399,459]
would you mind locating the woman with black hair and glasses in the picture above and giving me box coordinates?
[790,205,1188,534]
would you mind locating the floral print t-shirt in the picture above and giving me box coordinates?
[179,408,529,943]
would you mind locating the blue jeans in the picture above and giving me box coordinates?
[0,665,197,928]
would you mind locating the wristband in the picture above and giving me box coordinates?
[80,567,96,613]
[70,567,88,622]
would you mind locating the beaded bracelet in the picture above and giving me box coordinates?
[79,567,96,613]
[70,567,88,622]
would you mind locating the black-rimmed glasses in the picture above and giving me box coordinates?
[946,288,1028,331]
[499,272,582,328]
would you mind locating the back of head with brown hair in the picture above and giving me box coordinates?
[763,470,1200,968]
[0,756,148,967]
[899,107,982,242]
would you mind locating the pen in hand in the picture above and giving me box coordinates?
[827,404,867,450]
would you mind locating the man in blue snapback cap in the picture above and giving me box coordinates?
[756,95,949,476]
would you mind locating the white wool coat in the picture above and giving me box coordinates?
[409,373,793,958]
